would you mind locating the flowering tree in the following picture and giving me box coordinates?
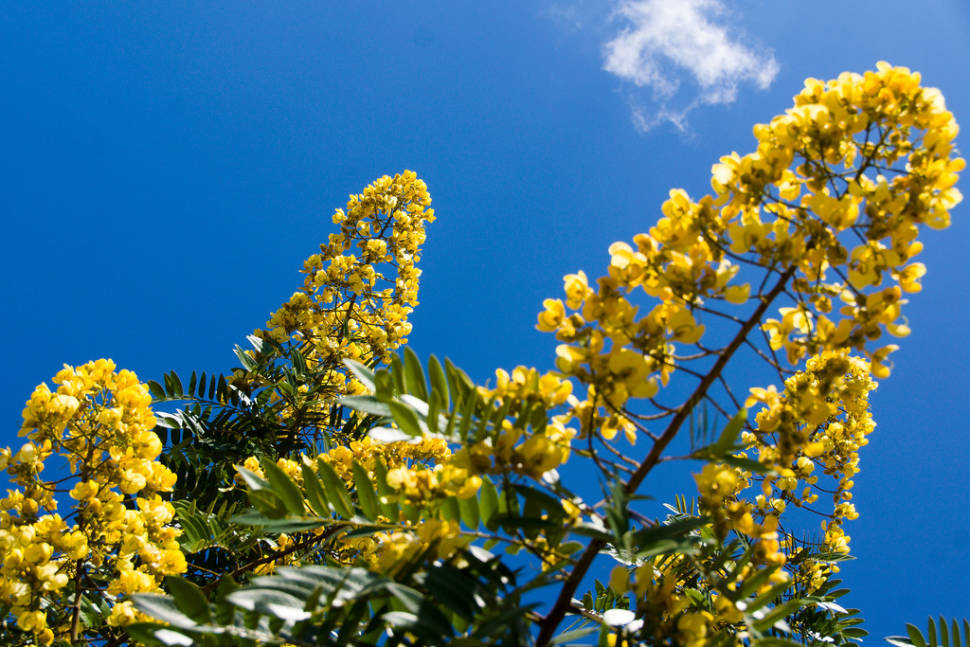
[0,63,965,647]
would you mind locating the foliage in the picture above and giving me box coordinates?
[0,66,963,646]
[886,618,970,647]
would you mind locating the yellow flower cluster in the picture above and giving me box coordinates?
[744,351,876,586]
[0,360,184,644]
[371,519,468,575]
[685,351,876,603]
[479,366,574,410]
[257,171,435,389]
[536,62,961,447]
[239,434,477,574]
[451,419,577,481]
[318,434,481,505]
[693,462,788,569]
[463,366,578,476]
[317,435,450,481]
[609,556,746,647]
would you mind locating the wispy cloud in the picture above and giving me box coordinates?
[602,0,778,132]
[545,3,586,31]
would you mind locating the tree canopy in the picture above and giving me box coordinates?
[0,63,965,647]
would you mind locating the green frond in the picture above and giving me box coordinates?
[887,617,970,647]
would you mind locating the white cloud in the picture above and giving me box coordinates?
[602,0,778,131]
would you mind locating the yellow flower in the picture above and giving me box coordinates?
[537,299,566,332]
[69,480,99,500]
[17,609,47,632]
[724,282,750,303]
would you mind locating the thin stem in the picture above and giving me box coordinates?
[702,393,732,422]
[716,374,742,412]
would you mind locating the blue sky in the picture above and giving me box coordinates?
[1,1,967,637]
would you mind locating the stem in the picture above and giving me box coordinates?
[535,266,796,645]
[70,560,84,643]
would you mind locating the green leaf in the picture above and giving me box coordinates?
[752,599,803,631]
[388,400,424,437]
[746,578,792,618]
[235,466,271,492]
[427,389,441,434]
[300,461,331,517]
[247,489,288,519]
[558,541,584,555]
[259,458,305,516]
[475,396,497,442]
[339,394,392,417]
[428,354,450,411]
[154,412,180,429]
[368,426,414,444]
[168,371,184,397]
[230,512,325,533]
[124,624,197,646]
[317,459,354,519]
[457,391,477,442]
[147,380,166,400]
[389,355,406,393]
[402,348,429,400]
[384,583,454,641]
[705,453,771,474]
[712,409,746,454]
[492,515,558,533]
[400,502,420,524]
[290,346,308,376]
[736,564,781,600]
[374,368,395,400]
[551,626,599,644]
[479,477,499,531]
[233,346,256,371]
[130,594,201,631]
[441,496,461,522]
[421,565,479,620]
[629,516,708,558]
[352,461,379,521]
[164,576,211,625]
[373,458,399,520]
[887,637,916,647]
[226,588,311,621]
[343,358,376,392]
[382,611,420,632]
[458,493,480,529]
[570,522,614,542]
[908,624,929,647]
[445,357,475,399]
